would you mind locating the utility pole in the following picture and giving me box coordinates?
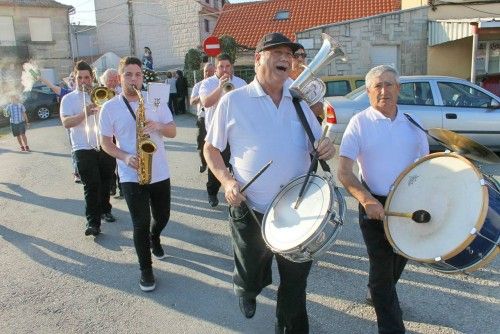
[127,0,136,56]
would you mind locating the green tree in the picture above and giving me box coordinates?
[219,35,237,63]
[184,48,203,86]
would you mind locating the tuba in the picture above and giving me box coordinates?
[132,85,157,185]
[289,33,347,105]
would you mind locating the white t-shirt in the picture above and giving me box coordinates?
[191,80,204,118]
[60,89,96,151]
[339,106,429,196]
[199,74,247,129]
[99,93,174,184]
[206,79,322,213]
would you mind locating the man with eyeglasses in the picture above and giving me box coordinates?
[289,45,324,123]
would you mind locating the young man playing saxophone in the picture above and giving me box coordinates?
[99,57,176,292]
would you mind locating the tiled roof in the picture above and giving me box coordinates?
[0,0,71,8]
[214,0,401,48]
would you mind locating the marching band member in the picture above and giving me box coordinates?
[337,65,429,334]
[100,68,122,94]
[199,53,246,207]
[204,33,335,332]
[190,63,215,173]
[60,61,117,237]
[100,56,176,292]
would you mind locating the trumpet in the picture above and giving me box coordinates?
[221,81,235,94]
[82,85,115,151]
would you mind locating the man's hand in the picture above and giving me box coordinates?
[143,120,161,135]
[363,198,385,221]
[124,154,138,170]
[316,137,336,160]
[223,178,246,207]
[218,73,231,89]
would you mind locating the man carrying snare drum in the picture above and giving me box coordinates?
[204,32,335,333]
[337,65,429,334]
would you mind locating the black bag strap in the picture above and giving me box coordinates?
[292,97,330,173]
[122,95,136,121]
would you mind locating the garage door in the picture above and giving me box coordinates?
[371,46,398,69]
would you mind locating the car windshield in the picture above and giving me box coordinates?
[344,85,366,100]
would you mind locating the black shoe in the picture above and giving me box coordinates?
[151,234,166,259]
[84,226,100,236]
[101,212,116,222]
[365,289,373,306]
[208,194,219,207]
[139,268,156,292]
[199,165,207,173]
[238,296,256,319]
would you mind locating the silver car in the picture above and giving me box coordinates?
[325,76,500,151]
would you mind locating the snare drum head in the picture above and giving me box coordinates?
[385,153,488,262]
[263,174,332,252]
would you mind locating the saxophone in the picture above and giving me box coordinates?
[132,85,157,185]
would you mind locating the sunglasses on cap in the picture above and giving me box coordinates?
[293,52,307,59]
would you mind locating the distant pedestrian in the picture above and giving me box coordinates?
[4,94,30,151]
[175,70,188,114]
[142,47,153,70]
[165,72,177,114]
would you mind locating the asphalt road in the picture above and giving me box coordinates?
[0,115,498,334]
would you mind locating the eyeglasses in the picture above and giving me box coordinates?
[293,53,307,59]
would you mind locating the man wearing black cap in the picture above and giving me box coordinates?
[204,32,336,333]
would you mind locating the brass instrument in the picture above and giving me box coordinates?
[221,81,235,94]
[289,33,347,105]
[82,86,115,151]
[132,85,157,185]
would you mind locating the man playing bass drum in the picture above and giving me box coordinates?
[100,57,176,292]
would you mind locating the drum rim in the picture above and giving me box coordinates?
[383,152,489,262]
[261,173,335,253]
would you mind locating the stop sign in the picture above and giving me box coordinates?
[203,36,221,57]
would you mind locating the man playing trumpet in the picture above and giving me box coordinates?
[199,53,246,207]
[60,61,117,237]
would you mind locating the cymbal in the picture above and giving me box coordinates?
[427,128,500,164]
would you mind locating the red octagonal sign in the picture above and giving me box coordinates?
[203,36,221,57]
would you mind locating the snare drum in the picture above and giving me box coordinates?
[384,152,500,273]
[262,173,346,263]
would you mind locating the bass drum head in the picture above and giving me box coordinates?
[384,153,488,262]
[263,174,332,252]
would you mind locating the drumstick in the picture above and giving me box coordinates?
[294,126,329,210]
[385,210,431,223]
[240,160,273,193]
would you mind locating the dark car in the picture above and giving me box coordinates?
[1,85,59,126]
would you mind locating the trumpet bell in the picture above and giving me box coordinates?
[222,82,235,93]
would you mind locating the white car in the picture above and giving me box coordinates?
[324,76,500,151]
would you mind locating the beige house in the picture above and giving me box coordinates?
[0,0,73,88]
[95,0,226,70]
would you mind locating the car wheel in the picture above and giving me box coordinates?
[36,106,51,120]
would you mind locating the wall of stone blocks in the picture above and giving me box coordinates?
[297,7,428,77]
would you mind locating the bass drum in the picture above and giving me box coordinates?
[262,173,345,263]
[384,152,500,273]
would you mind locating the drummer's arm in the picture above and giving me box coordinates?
[337,156,385,220]
[204,142,245,206]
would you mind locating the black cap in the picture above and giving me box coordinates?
[255,32,302,53]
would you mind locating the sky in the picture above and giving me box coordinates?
[56,0,262,26]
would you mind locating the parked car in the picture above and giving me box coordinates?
[321,75,365,97]
[1,85,59,126]
[324,76,500,151]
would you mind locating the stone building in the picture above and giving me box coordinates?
[95,0,226,70]
[0,0,73,88]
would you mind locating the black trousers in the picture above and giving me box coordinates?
[196,117,207,167]
[207,145,231,196]
[121,179,171,271]
[359,195,407,334]
[74,149,116,229]
[230,204,312,334]
[168,93,177,115]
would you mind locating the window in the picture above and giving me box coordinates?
[326,80,350,97]
[355,80,365,88]
[398,82,434,106]
[275,10,290,21]
[438,82,493,108]
[204,19,209,33]
[28,17,52,42]
[0,16,16,46]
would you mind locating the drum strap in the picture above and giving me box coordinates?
[292,98,331,173]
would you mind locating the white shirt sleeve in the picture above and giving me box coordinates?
[191,82,201,99]
[99,101,113,137]
[339,116,360,161]
[205,94,229,152]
